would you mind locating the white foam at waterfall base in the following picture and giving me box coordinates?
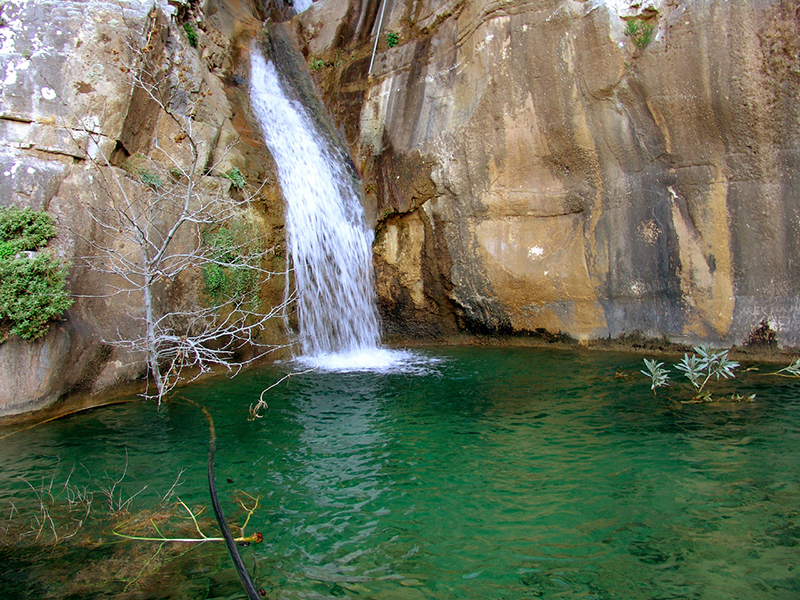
[250,49,432,374]
[294,348,443,375]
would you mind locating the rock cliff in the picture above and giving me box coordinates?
[296,0,800,348]
[0,0,287,417]
[2,0,798,417]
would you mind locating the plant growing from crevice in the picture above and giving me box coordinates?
[139,169,162,190]
[183,22,198,48]
[201,223,260,308]
[625,18,654,50]
[224,167,246,190]
[0,206,73,342]
[121,156,163,189]
[386,32,399,48]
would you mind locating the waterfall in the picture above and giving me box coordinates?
[292,0,314,13]
[249,49,382,362]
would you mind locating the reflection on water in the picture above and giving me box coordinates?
[0,347,799,599]
[292,376,387,562]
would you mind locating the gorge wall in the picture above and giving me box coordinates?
[295,0,800,348]
[0,0,287,417]
[2,0,798,417]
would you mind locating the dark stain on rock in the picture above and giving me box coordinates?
[74,81,94,94]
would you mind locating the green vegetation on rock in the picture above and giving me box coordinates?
[224,167,246,190]
[183,22,198,48]
[139,169,163,190]
[201,223,259,306]
[625,18,654,50]
[0,207,72,342]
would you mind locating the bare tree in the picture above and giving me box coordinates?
[70,9,290,404]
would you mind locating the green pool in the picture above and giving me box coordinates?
[1,347,798,599]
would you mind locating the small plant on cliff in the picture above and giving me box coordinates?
[309,57,325,70]
[183,22,198,48]
[223,167,246,190]
[386,32,399,48]
[0,207,72,342]
[138,169,162,190]
[624,18,654,50]
[201,223,259,306]
[642,346,749,402]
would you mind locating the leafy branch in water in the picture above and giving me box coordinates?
[112,493,262,545]
[641,358,669,394]
[2,460,262,548]
[642,346,752,402]
[675,346,739,397]
[775,358,800,378]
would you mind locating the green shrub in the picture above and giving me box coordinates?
[183,22,198,48]
[0,206,56,253]
[202,263,227,297]
[224,167,246,190]
[309,57,326,70]
[386,32,399,48]
[624,19,654,50]
[201,224,259,305]
[0,253,73,341]
[0,207,72,341]
[0,240,15,259]
[139,169,162,190]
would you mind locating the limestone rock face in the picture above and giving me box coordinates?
[298,0,800,347]
[0,0,286,417]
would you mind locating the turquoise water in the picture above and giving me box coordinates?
[1,347,799,599]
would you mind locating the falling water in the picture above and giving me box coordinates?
[249,49,385,365]
[292,0,314,13]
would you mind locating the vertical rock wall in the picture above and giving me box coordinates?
[0,0,287,417]
[296,0,800,348]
